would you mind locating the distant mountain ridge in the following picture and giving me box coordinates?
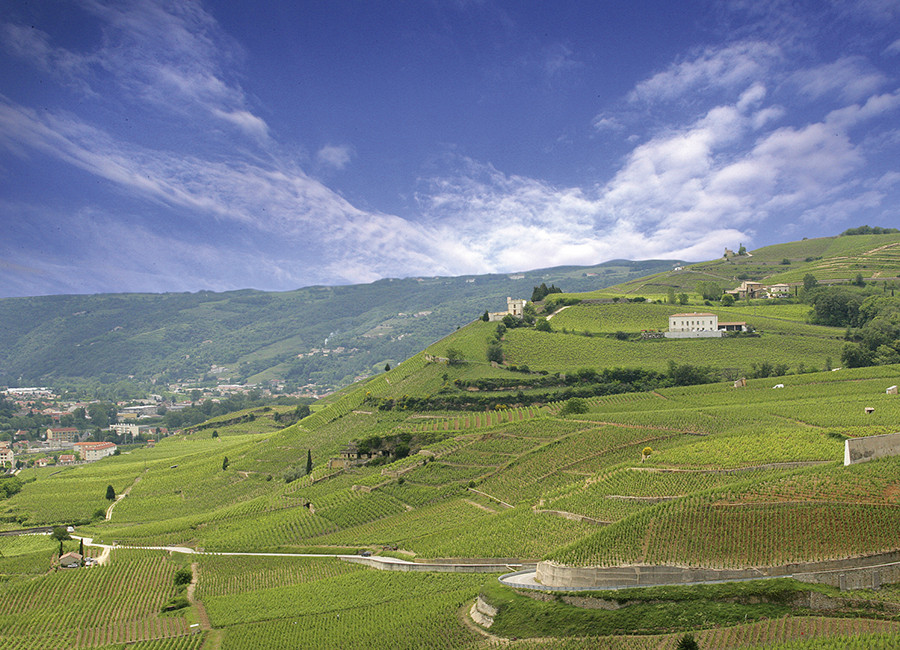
[0,259,680,390]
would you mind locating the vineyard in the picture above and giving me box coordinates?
[0,549,198,649]
[2,242,900,648]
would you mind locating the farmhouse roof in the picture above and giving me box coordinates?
[670,312,716,317]
[59,552,82,563]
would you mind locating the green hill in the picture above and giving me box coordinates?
[2,233,900,648]
[0,259,677,391]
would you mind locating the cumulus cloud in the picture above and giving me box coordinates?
[316,144,354,170]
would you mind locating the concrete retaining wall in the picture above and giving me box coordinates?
[535,550,900,591]
[844,432,900,465]
[664,330,724,339]
[345,556,534,574]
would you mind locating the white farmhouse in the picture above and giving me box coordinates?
[665,313,723,338]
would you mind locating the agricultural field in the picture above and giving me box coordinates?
[3,247,900,647]
[0,548,198,649]
[503,327,844,375]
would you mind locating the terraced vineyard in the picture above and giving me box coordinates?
[3,236,900,648]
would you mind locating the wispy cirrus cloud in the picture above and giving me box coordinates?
[627,41,782,105]
[2,2,899,297]
[790,56,888,102]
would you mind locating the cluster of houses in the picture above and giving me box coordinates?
[724,280,791,300]
[1,428,120,471]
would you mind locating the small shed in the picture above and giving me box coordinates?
[887,386,898,395]
[59,552,82,568]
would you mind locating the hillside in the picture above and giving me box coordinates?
[0,259,677,391]
[573,232,900,300]
[1,234,899,649]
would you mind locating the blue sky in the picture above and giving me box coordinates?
[1,0,899,297]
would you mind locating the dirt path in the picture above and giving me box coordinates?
[187,562,224,648]
[96,545,111,566]
[459,602,508,646]
[106,470,146,521]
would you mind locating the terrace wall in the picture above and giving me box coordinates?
[533,551,900,592]
[844,432,900,466]
[663,331,724,339]
[346,556,536,574]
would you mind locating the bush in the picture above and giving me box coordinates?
[559,398,589,416]
[173,566,193,586]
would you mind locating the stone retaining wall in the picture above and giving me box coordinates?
[534,550,900,591]
[470,596,498,627]
[844,432,900,465]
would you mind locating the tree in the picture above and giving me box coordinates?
[190,389,201,403]
[535,318,551,332]
[87,402,113,429]
[738,243,747,255]
[174,566,192,586]
[306,449,313,475]
[676,634,699,650]
[667,287,676,304]
[841,342,875,368]
[853,272,865,287]
[481,310,490,322]
[222,456,229,471]
[79,538,84,555]
[720,294,735,307]
[559,398,589,416]
[51,526,71,541]
[486,343,503,364]
[697,281,722,301]
[803,273,819,292]
[105,484,116,500]
[677,293,689,305]
[531,283,562,302]
[446,348,464,365]
[384,363,391,372]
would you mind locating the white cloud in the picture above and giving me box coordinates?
[790,56,887,102]
[628,42,781,104]
[316,144,354,170]
[591,114,622,132]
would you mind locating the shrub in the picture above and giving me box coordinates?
[559,398,589,416]
[173,566,193,586]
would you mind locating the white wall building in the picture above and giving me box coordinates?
[665,313,724,339]
[488,297,528,322]
[74,441,117,462]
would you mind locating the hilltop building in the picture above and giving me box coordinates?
[665,313,747,339]
[487,297,527,322]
